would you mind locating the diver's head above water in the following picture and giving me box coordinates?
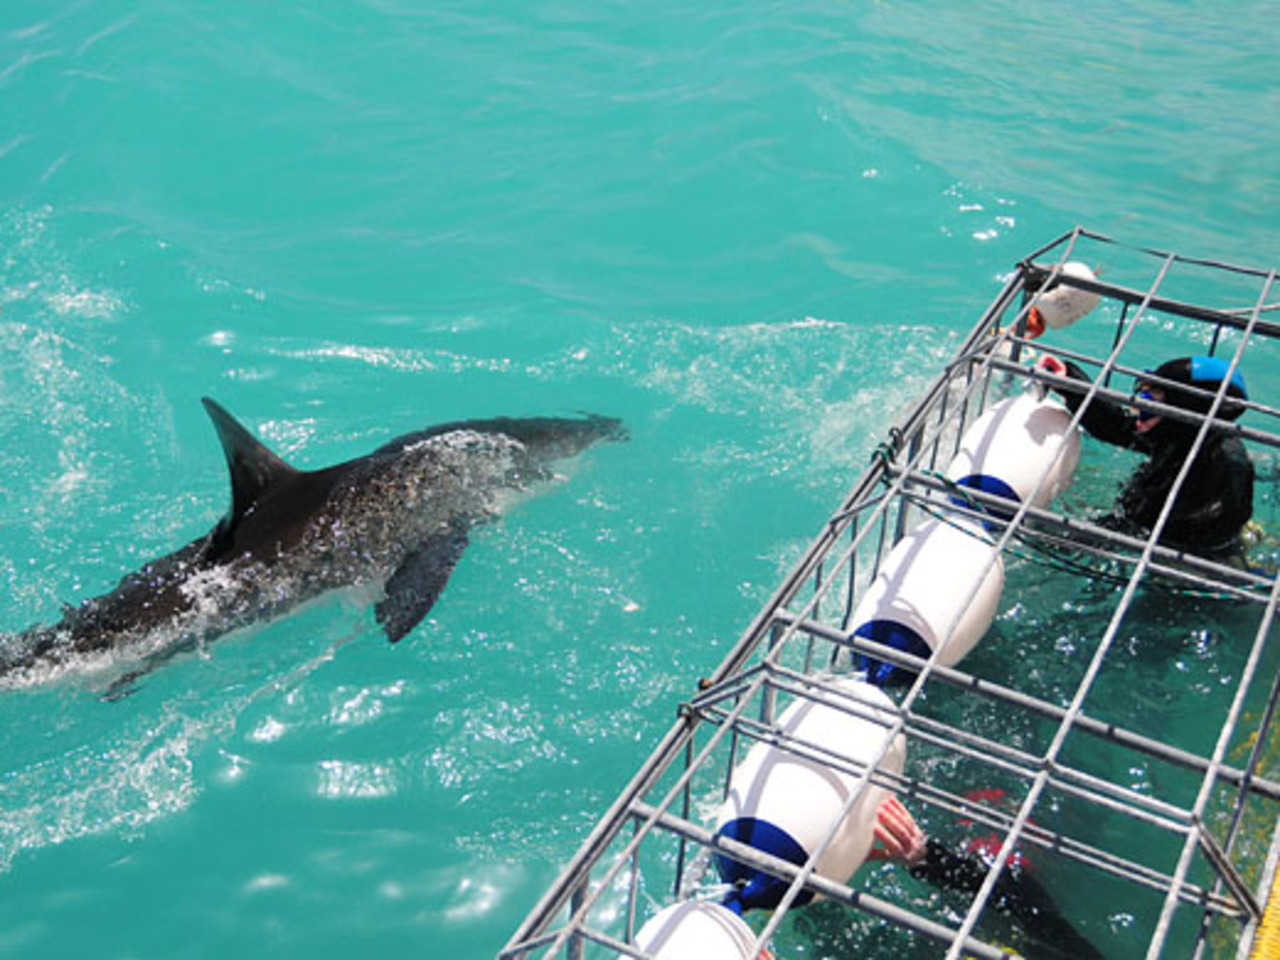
[1133,355,1248,441]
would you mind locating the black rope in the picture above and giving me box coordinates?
[870,440,897,472]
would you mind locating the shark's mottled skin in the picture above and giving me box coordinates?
[1,399,626,684]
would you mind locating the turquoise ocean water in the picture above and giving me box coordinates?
[2,2,1279,957]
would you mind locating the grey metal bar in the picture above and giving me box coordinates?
[568,883,586,960]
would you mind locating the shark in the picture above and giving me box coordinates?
[0,399,626,686]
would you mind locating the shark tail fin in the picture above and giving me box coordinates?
[202,398,299,527]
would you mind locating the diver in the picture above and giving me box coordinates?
[1033,353,1254,563]
[873,795,1102,959]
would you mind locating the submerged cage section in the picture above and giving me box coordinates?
[502,228,1280,959]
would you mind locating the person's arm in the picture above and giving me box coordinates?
[1198,436,1254,538]
[1218,436,1256,537]
[1036,355,1138,449]
[909,837,1103,960]
[872,799,1102,959]
[1159,435,1255,550]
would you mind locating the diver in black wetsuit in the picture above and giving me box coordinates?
[1035,353,1254,563]
[873,796,1102,959]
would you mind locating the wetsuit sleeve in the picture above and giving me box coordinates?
[1159,434,1255,550]
[910,838,1103,960]
[1050,359,1138,449]
[1220,436,1256,537]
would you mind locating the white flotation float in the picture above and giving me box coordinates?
[946,391,1082,517]
[714,677,905,913]
[633,901,770,960]
[1027,261,1100,337]
[848,517,1005,686]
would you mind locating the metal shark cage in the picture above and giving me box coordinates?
[501,228,1280,960]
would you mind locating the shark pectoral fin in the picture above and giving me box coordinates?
[375,526,471,643]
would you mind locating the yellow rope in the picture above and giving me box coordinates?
[1249,857,1280,960]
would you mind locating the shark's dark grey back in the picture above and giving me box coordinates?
[371,414,627,462]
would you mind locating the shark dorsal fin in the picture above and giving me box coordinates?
[202,397,298,525]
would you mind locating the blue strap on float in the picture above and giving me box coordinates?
[852,619,933,688]
[1190,356,1248,398]
[949,474,1020,529]
[715,817,813,914]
